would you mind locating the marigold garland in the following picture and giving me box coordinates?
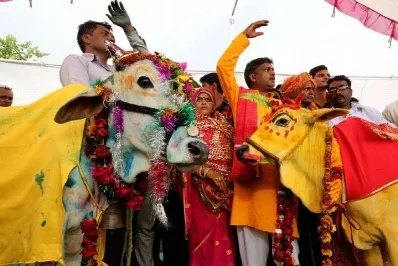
[318,128,343,266]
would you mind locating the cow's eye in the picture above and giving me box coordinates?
[276,118,289,126]
[274,115,291,127]
[137,76,154,89]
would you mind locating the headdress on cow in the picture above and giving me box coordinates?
[191,87,215,105]
[240,92,304,122]
[103,41,199,98]
[280,72,316,99]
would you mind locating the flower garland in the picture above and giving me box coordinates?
[80,218,99,266]
[318,128,343,266]
[86,111,146,210]
[273,188,296,266]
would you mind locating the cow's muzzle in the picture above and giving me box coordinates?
[236,144,265,165]
[187,140,209,165]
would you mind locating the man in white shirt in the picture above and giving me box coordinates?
[60,0,148,86]
[327,75,389,126]
[382,100,398,126]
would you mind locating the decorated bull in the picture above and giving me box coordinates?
[236,95,396,266]
[0,45,208,265]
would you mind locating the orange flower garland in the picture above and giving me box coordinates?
[318,128,343,266]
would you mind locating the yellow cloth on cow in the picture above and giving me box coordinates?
[0,85,87,265]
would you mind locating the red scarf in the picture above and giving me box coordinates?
[231,87,260,182]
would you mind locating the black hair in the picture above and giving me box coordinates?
[244,57,273,88]
[327,75,352,88]
[77,20,113,52]
[200,73,223,94]
[309,65,328,77]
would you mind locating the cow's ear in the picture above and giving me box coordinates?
[54,89,104,124]
[307,108,349,124]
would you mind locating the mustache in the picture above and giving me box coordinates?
[336,95,345,99]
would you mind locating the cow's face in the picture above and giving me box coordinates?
[238,107,348,165]
[55,52,208,184]
[238,106,348,213]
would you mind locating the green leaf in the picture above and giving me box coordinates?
[0,34,50,61]
[240,93,271,107]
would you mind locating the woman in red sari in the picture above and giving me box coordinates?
[183,87,236,266]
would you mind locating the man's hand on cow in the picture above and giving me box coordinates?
[243,20,269,38]
[106,0,134,33]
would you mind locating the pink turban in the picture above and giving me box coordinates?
[191,87,215,104]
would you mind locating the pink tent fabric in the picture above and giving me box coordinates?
[0,0,12,2]
[326,0,398,41]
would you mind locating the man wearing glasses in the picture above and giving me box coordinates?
[327,75,389,126]
[0,85,13,107]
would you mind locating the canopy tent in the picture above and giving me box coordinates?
[326,0,398,43]
[0,0,73,7]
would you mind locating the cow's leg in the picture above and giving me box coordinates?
[385,239,398,266]
[362,246,383,266]
[63,167,92,265]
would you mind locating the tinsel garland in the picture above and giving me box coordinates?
[112,105,125,175]
[146,103,196,225]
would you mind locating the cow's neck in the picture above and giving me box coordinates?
[280,122,342,213]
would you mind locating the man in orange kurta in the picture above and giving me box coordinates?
[217,20,299,265]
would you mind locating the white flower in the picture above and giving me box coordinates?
[275,229,283,234]
[279,215,284,221]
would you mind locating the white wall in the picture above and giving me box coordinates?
[1,59,398,112]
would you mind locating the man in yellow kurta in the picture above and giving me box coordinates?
[217,20,299,265]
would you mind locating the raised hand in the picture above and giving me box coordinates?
[243,20,269,38]
[106,0,132,31]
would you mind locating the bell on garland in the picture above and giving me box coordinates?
[99,201,125,229]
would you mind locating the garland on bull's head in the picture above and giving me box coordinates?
[85,42,199,230]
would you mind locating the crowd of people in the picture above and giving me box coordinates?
[2,1,398,266]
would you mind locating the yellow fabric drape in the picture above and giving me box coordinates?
[0,85,87,265]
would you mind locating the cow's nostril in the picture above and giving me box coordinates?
[188,141,201,157]
[237,145,249,155]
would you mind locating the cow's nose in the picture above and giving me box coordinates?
[236,144,249,161]
[187,140,209,165]
[188,140,206,157]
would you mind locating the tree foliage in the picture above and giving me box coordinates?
[0,34,50,61]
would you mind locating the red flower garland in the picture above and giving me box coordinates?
[80,218,99,266]
[86,113,146,210]
[273,188,296,266]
